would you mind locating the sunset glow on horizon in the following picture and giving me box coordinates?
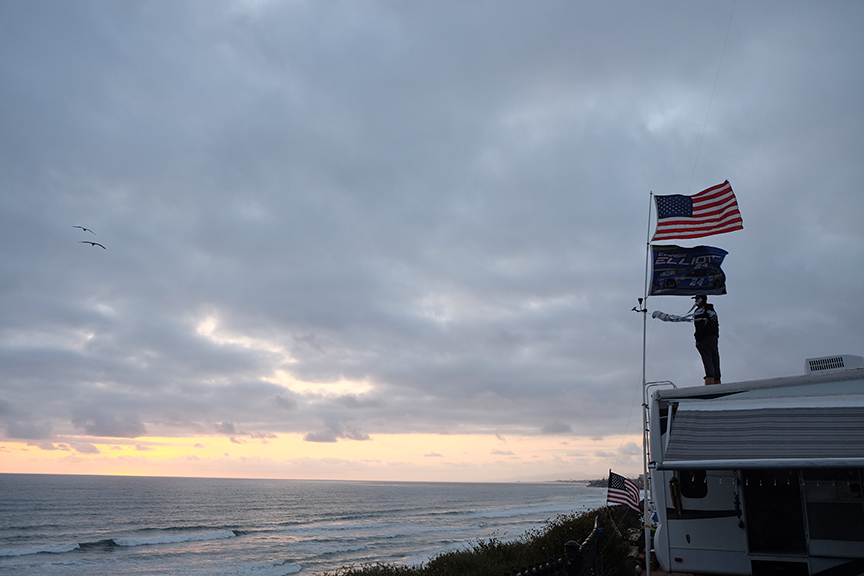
[0,432,644,483]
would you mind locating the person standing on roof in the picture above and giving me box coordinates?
[692,295,720,385]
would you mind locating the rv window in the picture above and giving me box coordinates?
[802,468,864,542]
[743,470,807,553]
[802,468,862,502]
[679,470,708,499]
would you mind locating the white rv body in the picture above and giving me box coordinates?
[647,358,864,576]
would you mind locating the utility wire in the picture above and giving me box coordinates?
[688,0,737,194]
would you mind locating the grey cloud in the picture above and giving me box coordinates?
[0,0,863,459]
[333,394,383,409]
[5,419,53,440]
[304,420,371,443]
[217,423,278,440]
[28,441,62,451]
[541,422,572,435]
[215,421,237,435]
[71,411,147,438]
[340,426,371,441]
[303,431,338,443]
[272,395,297,411]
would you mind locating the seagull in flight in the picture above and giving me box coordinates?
[80,241,106,250]
[73,225,96,235]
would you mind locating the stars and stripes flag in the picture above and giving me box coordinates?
[607,471,641,512]
[652,180,743,241]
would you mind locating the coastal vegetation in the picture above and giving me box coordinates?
[326,506,639,576]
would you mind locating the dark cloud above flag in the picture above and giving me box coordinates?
[650,245,728,297]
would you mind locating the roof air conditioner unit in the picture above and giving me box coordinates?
[805,354,864,375]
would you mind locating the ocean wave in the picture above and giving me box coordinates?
[77,538,120,551]
[0,530,239,557]
[113,530,237,547]
[321,544,367,554]
[273,561,303,575]
[0,543,81,557]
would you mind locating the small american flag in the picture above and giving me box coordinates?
[652,180,743,241]
[607,471,641,512]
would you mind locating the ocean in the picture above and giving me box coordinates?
[0,474,608,576]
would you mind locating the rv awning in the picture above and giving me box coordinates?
[659,406,864,470]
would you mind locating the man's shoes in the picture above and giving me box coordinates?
[704,377,716,385]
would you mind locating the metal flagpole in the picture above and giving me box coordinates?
[631,192,655,576]
[641,193,654,576]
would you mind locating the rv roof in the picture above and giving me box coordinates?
[653,367,864,402]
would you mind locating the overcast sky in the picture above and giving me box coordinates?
[1,0,863,482]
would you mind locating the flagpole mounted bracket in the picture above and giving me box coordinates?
[632,298,647,314]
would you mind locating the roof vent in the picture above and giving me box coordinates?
[805,354,864,375]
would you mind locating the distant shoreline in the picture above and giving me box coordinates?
[549,479,607,487]
[551,477,644,488]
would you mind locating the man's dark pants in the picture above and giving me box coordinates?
[696,335,721,381]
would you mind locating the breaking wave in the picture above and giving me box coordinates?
[0,530,237,557]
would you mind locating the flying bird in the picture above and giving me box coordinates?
[80,241,106,249]
[73,225,96,235]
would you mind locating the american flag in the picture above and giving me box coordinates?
[607,471,641,512]
[652,180,743,241]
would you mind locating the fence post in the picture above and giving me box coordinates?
[564,539,581,576]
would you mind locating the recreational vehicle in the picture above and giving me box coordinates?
[647,355,864,576]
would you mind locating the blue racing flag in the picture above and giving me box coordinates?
[650,245,728,296]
